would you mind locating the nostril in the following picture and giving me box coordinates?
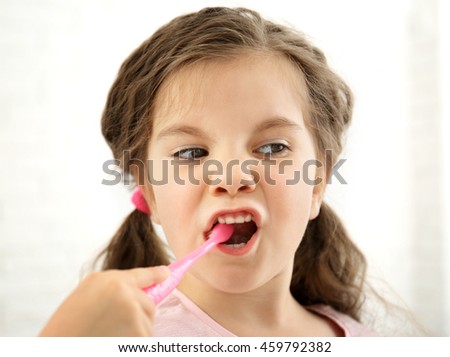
[238,184,254,192]
[210,177,256,196]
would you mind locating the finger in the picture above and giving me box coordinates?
[127,266,171,288]
[136,288,157,319]
[134,289,160,335]
[138,306,155,336]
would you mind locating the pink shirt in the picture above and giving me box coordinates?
[153,289,375,337]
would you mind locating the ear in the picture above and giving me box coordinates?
[309,165,326,220]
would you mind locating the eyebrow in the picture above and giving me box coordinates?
[253,116,302,132]
[157,124,209,140]
[156,116,301,140]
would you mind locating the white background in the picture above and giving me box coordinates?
[0,0,448,336]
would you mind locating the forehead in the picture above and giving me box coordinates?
[151,53,309,129]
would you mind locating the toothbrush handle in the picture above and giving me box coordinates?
[144,224,233,305]
[144,241,217,305]
[143,269,184,305]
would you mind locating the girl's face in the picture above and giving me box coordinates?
[145,54,324,295]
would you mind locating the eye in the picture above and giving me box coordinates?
[256,143,289,156]
[173,147,208,161]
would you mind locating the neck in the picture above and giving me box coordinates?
[177,271,310,336]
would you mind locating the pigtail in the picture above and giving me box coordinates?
[99,209,169,270]
[290,203,366,321]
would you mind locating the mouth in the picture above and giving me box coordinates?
[205,210,259,249]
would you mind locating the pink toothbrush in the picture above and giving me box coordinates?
[144,223,234,305]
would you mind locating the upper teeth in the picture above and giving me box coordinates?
[217,213,253,225]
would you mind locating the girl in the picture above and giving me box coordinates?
[40,7,375,336]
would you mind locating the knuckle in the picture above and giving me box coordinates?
[81,271,106,287]
[105,278,129,296]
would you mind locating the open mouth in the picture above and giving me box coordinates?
[221,221,257,248]
[211,220,258,248]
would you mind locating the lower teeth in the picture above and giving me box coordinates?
[225,243,246,248]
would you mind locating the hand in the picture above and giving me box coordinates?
[39,266,170,336]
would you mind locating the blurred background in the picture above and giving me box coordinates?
[0,0,448,336]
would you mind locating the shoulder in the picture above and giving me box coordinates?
[306,304,376,337]
[153,289,235,337]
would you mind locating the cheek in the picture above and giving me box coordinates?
[265,161,316,229]
[151,160,201,206]
[152,185,192,257]
[153,182,197,226]
[271,182,314,219]
[150,166,204,257]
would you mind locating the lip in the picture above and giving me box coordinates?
[203,207,262,239]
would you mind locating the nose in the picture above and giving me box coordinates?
[207,159,257,196]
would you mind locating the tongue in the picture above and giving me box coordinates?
[223,221,257,245]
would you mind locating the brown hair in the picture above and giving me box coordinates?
[100,7,366,321]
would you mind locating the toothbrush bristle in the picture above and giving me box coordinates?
[210,223,234,243]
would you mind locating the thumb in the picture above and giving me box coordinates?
[129,266,170,288]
